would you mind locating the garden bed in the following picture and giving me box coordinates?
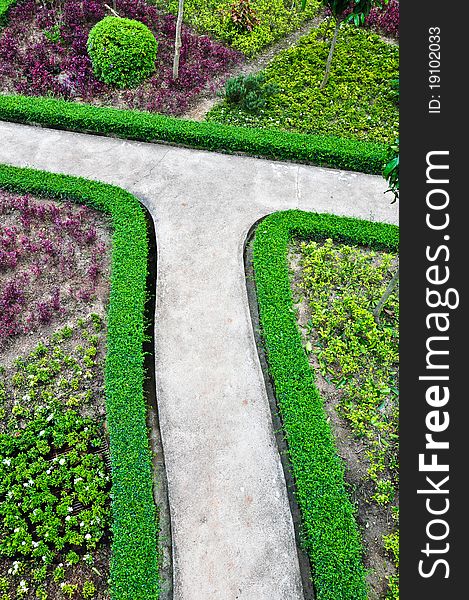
[0,188,113,599]
[251,210,399,600]
[0,165,160,600]
[289,237,399,600]
[155,0,321,57]
[208,22,399,144]
[0,0,241,116]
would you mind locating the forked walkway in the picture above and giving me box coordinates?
[0,122,398,600]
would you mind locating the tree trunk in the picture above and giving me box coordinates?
[320,18,341,89]
[372,266,399,325]
[173,0,184,80]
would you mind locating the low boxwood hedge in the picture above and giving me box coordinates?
[0,95,388,174]
[252,210,399,600]
[0,164,159,600]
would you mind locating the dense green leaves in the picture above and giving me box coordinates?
[156,0,321,56]
[0,0,15,24]
[209,23,399,143]
[0,165,159,599]
[297,239,399,510]
[0,95,387,173]
[87,17,158,89]
[0,319,110,598]
[252,210,398,600]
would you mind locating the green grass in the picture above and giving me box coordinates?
[252,210,399,600]
[0,164,159,600]
[155,0,321,57]
[208,23,399,144]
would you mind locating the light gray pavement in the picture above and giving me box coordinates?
[0,122,398,600]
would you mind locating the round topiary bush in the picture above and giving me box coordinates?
[87,16,158,89]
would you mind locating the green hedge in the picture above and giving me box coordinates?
[252,210,399,600]
[0,95,388,173]
[0,164,159,600]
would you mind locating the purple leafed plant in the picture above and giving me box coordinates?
[0,190,111,348]
[365,0,399,39]
[0,0,242,115]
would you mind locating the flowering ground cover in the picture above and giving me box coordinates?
[0,0,241,115]
[291,238,399,600]
[208,23,399,144]
[0,189,113,599]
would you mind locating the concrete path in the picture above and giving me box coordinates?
[0,122,398,600]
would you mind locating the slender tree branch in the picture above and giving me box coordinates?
[372,265,399,325]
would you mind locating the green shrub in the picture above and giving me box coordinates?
[0,164,159,600]
[0,0,16,24]
[252,210,399,599]
[208,23,399,144]
[225,73,278,112]
[0,95,388,174]
[87,16,158,89]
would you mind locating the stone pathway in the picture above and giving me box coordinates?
[0,122,398,600]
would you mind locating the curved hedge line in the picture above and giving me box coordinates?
[0,164,159,600]
[252,210,399,600]
[0,95,388,174]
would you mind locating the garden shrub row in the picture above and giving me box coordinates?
[0,164,159,600]
[252,210,399,600]
[0,95,388,173]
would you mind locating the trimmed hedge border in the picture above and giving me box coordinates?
[252,210,399,600]
[0,164,159,600]
[0,95,388,174]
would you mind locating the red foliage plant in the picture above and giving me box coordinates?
[0,190,111,348]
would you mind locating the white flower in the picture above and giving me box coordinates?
[85,533,91,540]
[3,458,11,466]
[65,515,71,521]
[39,430,45,436]
[46,469,51,475]
[68,507,73,513]
[59,458,66,466]
[80,522,85,527]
